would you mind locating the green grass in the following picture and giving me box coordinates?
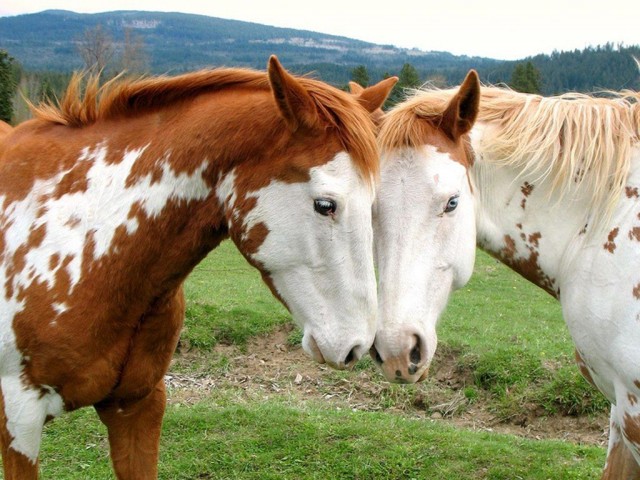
[439,250,609,418]
[38,399,604,479]
[181,241,289,350]
[11,241,610,479]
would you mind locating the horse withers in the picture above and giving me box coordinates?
[0,56,388,479]
[0,120,11,139]
[372,71,640,478]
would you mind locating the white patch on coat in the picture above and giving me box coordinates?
[1,142,211,297]
[1,376,63,463]
[215,169,238,226]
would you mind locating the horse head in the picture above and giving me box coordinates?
[371,70,480,382]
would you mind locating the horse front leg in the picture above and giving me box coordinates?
[0,385,41,480]
[602,404,640,479]
[95,380,167,480]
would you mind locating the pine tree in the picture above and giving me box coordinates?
[0,50,16,123]
[398,63,421,89]
[510,61,542,94]
[350,65,369,87]
[386,63,421,106]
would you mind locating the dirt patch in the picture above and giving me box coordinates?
[167,324,609,447]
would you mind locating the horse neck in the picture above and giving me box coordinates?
[468,126,595,298]
[114,91,289,281]
[77,138,228,295]
[56,90,279,294]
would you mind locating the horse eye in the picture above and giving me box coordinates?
[314,198,337,216]
[444,195,459,213]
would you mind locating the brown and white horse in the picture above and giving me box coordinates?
[0,56,386,479]
[372,72,640,477]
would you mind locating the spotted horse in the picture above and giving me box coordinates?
[0,56,393,479]
[371,70,640,478]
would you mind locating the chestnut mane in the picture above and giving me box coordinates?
[30,67,379,184]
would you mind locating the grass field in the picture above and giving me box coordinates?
[25,241,610,479]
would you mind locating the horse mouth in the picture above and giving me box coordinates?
[304,335,326,364]
[417,366,430,382]
[377,357,430,384]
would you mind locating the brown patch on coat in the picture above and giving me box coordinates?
[53,160,92,199]
[602,435,640,479]
[521,182,534,197]
[626,186,639,198]
[604,227,620,253]
[241,223,270,257]
[623,412,640,447]
[634,283,640,300]
[494,233,557,297]
[629,227,640,242]
[520,182,534,209]
[502,235,517,259]
[574,349,597,389]
[528,232,541,248]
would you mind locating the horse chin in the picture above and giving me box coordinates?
[392,366,429,384]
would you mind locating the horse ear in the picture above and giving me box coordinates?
[267,55,320,132]
[441,69,480,140]
[348,81,364,95]
[354,76,398,114]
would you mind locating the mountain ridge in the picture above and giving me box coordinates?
[1,10,639,93]
[0,9,500,83]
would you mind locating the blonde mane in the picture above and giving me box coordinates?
[30,68,379,185]
[382,83,640,228]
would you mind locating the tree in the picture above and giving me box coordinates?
[510,61,542,94]
[77,24,114,74]
[0,50,17,123]
[398,63,421,89]
[40,77,56,103]
[120,28,149,76]
[350,65,369,87]
[386,63,421,107]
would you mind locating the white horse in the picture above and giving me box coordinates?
[371,71,640,478]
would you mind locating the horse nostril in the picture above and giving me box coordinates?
[410,334,422,365]
[344,346,356,366]
[369,345,384,365]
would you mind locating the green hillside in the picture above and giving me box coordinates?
[0,10,638,92]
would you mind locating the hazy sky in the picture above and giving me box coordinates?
[1,0,638,60]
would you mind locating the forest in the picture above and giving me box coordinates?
[0,10,639,123]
